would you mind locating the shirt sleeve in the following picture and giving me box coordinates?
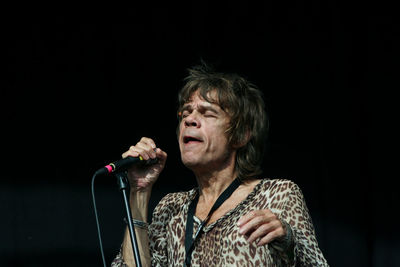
[269,219,296,265]
[148,193,178,266]
[277,181,329,267]
[110,192,178,267]
[111,249,128,267]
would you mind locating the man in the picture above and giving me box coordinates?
[111,64,328,266]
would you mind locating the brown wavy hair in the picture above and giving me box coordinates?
[177,63,269,180]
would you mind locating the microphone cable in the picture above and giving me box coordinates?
[91,170,107,267]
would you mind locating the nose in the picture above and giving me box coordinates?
[184,112,201,128]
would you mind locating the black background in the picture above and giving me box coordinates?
[2,2,398,267]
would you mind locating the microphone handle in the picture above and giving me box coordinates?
[96,156,158,175]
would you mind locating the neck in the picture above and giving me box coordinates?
[194,165,238,203]
[189,147,238,203]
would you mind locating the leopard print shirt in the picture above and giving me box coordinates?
[112,179,328,266]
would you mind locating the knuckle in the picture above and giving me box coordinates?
[266,210,276,219]
[277,229,284,237]
[135,147,144,153]
[278,225,286,235]
[255,216,264,225]
[259,223,270,232]
[141,137,153,144]
[273,230,281,239]
[262,208,271,214]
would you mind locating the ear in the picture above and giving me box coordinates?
[232,130,251,149]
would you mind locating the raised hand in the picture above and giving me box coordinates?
[121,137,167,192]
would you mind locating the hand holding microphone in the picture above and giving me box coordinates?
[121,137,167,192]
[92,137,165,267]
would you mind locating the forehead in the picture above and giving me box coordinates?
[183,90,220,108]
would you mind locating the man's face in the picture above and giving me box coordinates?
[178,90,235,172]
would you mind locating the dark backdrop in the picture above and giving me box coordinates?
[2,2,398,267]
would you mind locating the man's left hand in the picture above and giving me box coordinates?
[237,209,287,246]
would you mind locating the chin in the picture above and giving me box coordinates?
[181,158,197,168]
[181,156,202,169]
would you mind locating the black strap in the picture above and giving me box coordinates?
[184,178,241,266]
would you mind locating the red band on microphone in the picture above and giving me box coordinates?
[105,165,113,173]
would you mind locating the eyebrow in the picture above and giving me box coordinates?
[181,103,220,114]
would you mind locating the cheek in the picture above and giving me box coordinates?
[177,123,184,139]
[210,129,230,148]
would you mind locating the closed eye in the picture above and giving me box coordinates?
[181,110,190,118]
[202,108,218,117]
[204,112,216,118]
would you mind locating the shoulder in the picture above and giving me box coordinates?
[258,178,302,195]
[153,188,196,216]
[249,178,305,210]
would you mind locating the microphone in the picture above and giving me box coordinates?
[95,156,158,175]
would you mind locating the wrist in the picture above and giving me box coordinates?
[124,217,149,230]
[129,188,152,222]
[272,219,293,252]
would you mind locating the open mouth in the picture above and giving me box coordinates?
[183,136,203,144]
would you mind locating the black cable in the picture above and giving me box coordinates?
[91,171,107,267]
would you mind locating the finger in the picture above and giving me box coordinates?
[135,142,156,159]
[257,228,283,246]
[238,215,265,236]
[126,146,150,160]
[122,146,140,159]
[139,137,156,150]
[246,223,274,243]
[237,210,263,227]
[155,148,168,164]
